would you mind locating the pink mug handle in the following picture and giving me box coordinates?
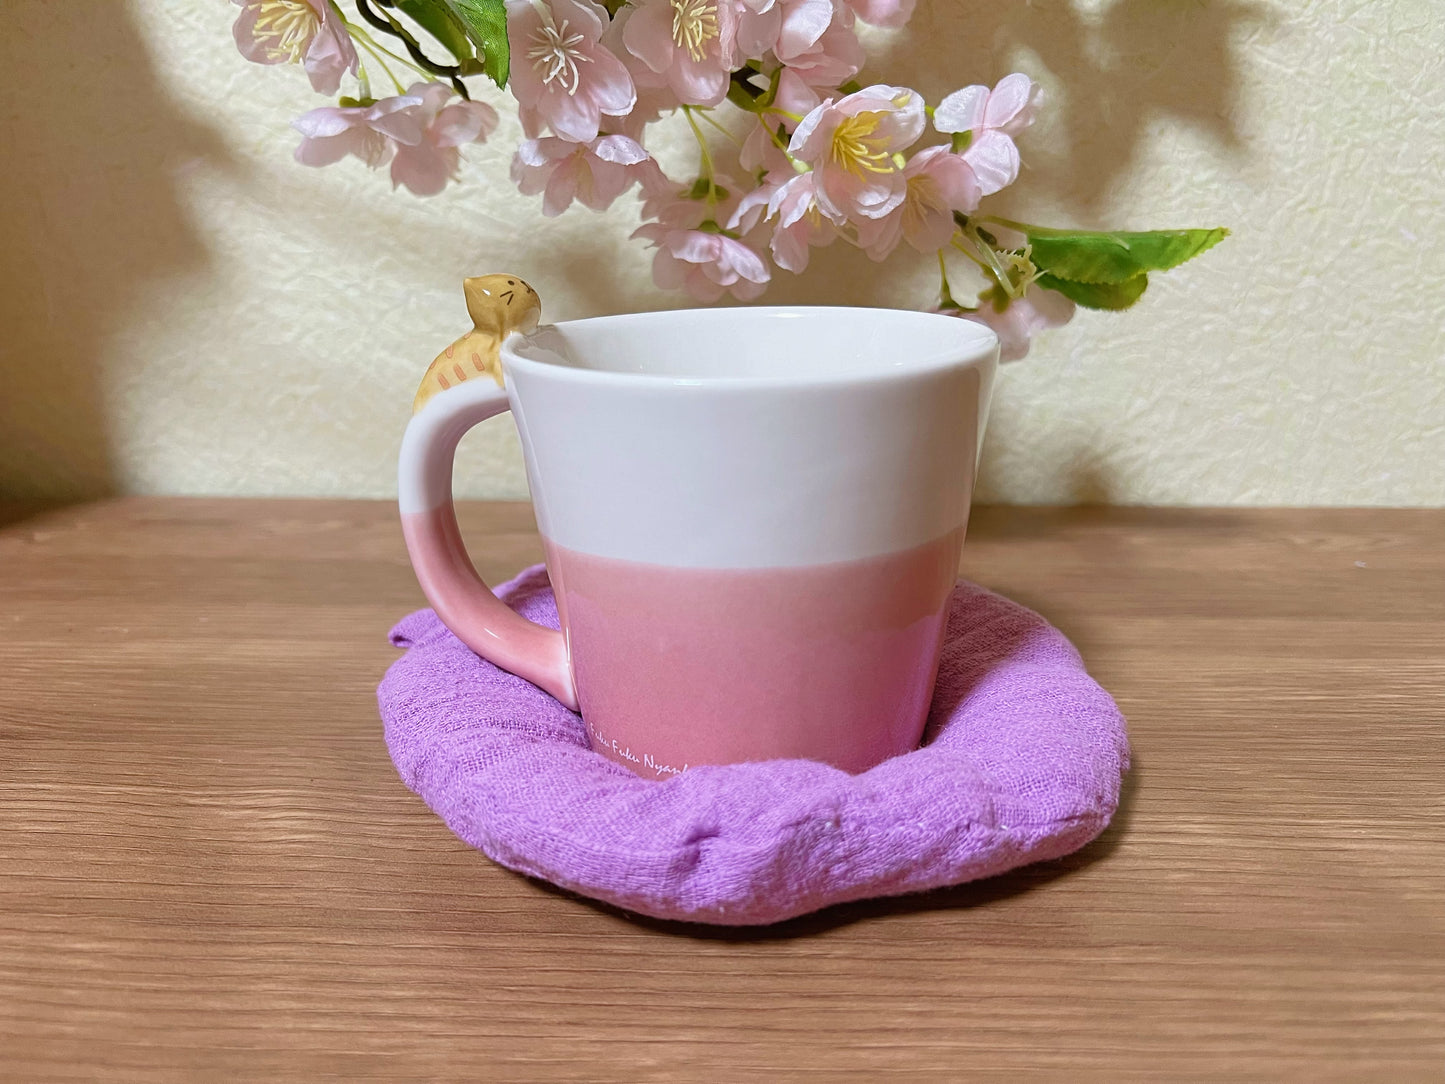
[397,382,578,710]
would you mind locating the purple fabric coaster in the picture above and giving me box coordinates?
[379,565,1130,926]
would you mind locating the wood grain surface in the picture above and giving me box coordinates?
[2,499,1442,1081]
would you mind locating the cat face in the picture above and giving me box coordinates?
[463,274,541,333]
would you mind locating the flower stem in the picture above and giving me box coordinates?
[978,214,1033,233]
[694,107,743,148]
[348,25,410,94]
[354,0,470,98]
[953,214,1020,300]
[937,250,956,307]
[682,105,720,202]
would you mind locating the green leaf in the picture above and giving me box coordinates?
[1037,272,1149,311]
[1025,226,1228,285]
[395,0,474,62]
[444,0,509,87]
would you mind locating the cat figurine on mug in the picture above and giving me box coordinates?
[413,275,541,413]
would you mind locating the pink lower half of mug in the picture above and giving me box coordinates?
[546,529,965,779]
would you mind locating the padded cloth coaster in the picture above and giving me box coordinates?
[379,565,1130,926]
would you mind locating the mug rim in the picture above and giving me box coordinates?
[501,305,999,390]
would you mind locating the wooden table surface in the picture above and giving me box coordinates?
[2,499,1442,1081]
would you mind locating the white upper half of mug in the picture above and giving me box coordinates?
[409,306,999,569]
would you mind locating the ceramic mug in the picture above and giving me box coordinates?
[399,306,998,778]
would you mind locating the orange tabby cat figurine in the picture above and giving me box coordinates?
[413,274,542,413]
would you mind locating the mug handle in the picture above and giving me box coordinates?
[397,382,578,711]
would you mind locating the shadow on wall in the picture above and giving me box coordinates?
[0,2,225,500]
[895,0,1272,217]
[757,0,1272,313]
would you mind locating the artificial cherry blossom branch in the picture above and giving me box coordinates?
[229,0,1225,361]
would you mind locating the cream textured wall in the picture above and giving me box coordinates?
[3,0,1443,504]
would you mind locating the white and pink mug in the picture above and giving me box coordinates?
[399,306,998,778]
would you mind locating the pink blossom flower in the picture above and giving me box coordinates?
[854,146,980,259]
[512,134,662,215]
[506,0,636,143]
[231,0,357,95]
[956,284,1074,363]
[840,0,916,27]
[933,73,1040,195]
[734,0,782,62]
[739,69,820,174]
[731,173,837,273]
[633,222,770,301]
[788,84,925,222]
[292,84,497,196]
[621,0,738,106]
[292,93,426,170]
[390,83,499,195]
[774,0,864,87]
[638,171,727,227]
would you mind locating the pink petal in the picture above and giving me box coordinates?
[902,203,953,254]
[728,277,767,301]
[832,169,907,219]
[621,0,677,74]
[735,6,782,60]
[580,158,632,210]
[516,103,547,140]
[787,101,831,160]
[984,73,1034,131]
[291,106,361,139]
[515,137,559,168]
[933,85,987,134]
[553,0,607,40]
[368,96,427,145]
[432,101,499,147]
[727,183,775,232]
[391,144,454,196]
[787,22,864,86]
[876,90,925,149]
[232,5,281,65]
[770,221,812,273]
[546,84,604,143]
[833,86,898,119]
[963,130,1020,194]
[1025,285,1076,330]
[542,159,580,215]
[671,55,728,106]
[588,48,639,115]
[776,0,834,58]
[683,264,727,301]
[916,147,980,212]
[863,211,904,260]
[592,134,649,165]
[504,4,548,99]
[294,132,356,167]
[651,248,687,290]
[302,19,358,95]
[673,230,721,266]
[774,68,822,116]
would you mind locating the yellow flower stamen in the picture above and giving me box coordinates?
[252,0,319,65]
[901,173,937,236]
[671,0,719,63]
[829,112,897,178]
